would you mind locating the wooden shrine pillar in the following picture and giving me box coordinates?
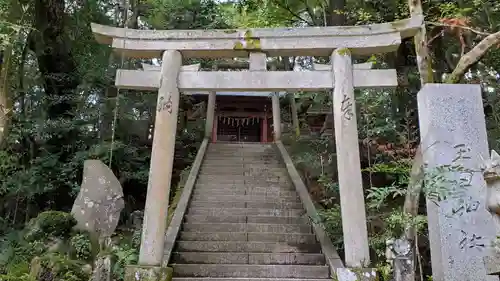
[272,93,281,141]
[261,114,268,143]
[331,48,371,268]
[138,50,182,266]
[212,115,218,143]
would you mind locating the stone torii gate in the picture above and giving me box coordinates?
[91,16,422,280]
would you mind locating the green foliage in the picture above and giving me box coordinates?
[32,253,90,281]
[111,238,138,281]
[24,211,77,242]
[69,232,92,261]
[316,206,343,247]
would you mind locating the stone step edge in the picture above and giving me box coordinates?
[184,215,308,219]
[183,223,311,227]
[171,264,330,277]
[171,251,324,255]
[188,207,306,210]
[178,231,316,236]
[173,278,330,280]
[175,239,322,245]
[178,231,316,238]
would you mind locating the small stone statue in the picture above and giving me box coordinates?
[90,236,112,281]
[385,238,414,281]
[480,150,500,275]
[481,150,500,216]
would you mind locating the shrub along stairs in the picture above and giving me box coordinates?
[169,142,332,281]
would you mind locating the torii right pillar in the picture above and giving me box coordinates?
[332,48,376,281]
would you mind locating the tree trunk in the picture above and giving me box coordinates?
[31,0,80,155]
[0,43,12,148]
[445,31,500,84]
[327,0,346,26]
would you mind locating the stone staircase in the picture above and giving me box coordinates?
[170,142,331,281]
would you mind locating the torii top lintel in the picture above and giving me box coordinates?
[91,16,423,59]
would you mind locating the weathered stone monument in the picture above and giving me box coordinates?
[418,83,496,281]
[72,159,124,281]
[71,159,124,237]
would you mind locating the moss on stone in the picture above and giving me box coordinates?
[244,30,253,39]
[233,41,244,50]
[223,29,238,34]
[232,29,262,51]
[336,48,351,56]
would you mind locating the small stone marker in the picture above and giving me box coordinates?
[336,268,377,281]
[417,84,496,281]
[391,238,414,281]
[71,159,125,238]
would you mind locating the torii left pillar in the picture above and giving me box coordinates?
[127,50,181,281]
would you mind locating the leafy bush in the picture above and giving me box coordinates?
[69,232,92,261]
[24,211,77,242]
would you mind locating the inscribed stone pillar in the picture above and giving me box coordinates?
[418,84,496,281]
[139,50,182,266]
[331,48,371,267]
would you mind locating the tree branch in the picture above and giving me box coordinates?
[445,30,500,83]
[425,21,490,36]
[271,0,313,26]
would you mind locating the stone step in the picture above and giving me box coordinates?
[202,161,281,165]
[187,207,306,217]
[200,166,285,170]
[207,148,273,151]
[193,189,294,195]
[192,189,298,197]
[199,170,288,175]
[197,175,288,181]
[195,183,295,191]
[200,167,287,172]
[182,223,312,233]
[190,194,300,203]
[204,154,278,157]
[178,232,317,244]
[184,215,308,224]
[171,264,329,278]
[197,172,289,177]
[174,241,321,253]
[208,145,273,147]
[203,155,279,159]
[195,180,290,186]
[189,201,303,209]
[172,277,331,281]
[203,160,280,164]
[171,252,325,265]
